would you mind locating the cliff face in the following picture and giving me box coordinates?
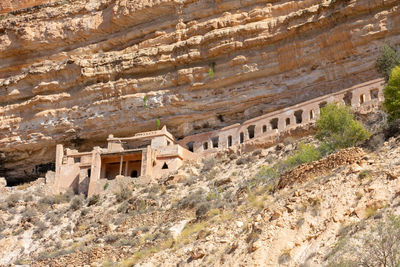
[0,0,399,183]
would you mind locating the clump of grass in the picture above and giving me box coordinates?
[284,143,321,169]
[34,220,48,236]
[14,258,31,265]
[104,182,109,190]
[247,193,264,210]
[177,189,205,209]
[21,207,37,221]
[117,201,129,213]
[17,182,31,190]
[115,185,132,203]
[87,194,100,206]
[365,206,377,218]
[202,157,216,172]
[278,249,291,264]
[104,234,121,244]
[358,170,371,180]
[6,193,21,208]
[39,189,74,211]
[70,195,84,211]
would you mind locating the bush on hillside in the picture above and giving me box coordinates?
[316,103,370,155]
[327,214,400,266]
[383,66,400,122]
[376,44,400,81]
[115,185,132,203]
[284,143,321,168]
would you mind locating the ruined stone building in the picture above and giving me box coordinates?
[51,126,197,196]
[51,78,384,196]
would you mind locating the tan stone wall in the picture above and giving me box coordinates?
[178,78,385,154]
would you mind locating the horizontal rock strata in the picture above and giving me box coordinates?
[0,0,399,183]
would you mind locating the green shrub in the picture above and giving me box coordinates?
[316,103,370,155]
[208,62,216,78]
[143,95,147,107]
[383,66,400,121]
[284,143,321,168]
[104,182,109,190]
[156,119,161,130]
[376,44,400,81]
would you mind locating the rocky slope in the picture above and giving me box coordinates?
[1,0,399,183]
[0,127,399,266]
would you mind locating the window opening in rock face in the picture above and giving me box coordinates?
[270,118,278,130]
[360,94,365,104]
[309,110,314,120]
[162,162,168,169]
[286,118,290,126]
[240,132,244,144]
[294,110,303,124]
[74,157,81,163]
[262,125,267,133]
[203,142,208,150]
[87,169,91,178]
[186,141,194,152]
[212,137,219,148]
[247,125,255,139]
[228,136,233,147]
[343,91,352,106]
[131,170,138,177]
[370,89,379,100]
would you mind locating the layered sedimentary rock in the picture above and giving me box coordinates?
[0,0,54,14]
[0,0,399,183]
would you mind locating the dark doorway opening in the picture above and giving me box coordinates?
[247,125,255,139]
[212,137,219,148]
[186,141,194,152]
[270,118,278,130]
[228,136,232,147]
[294,110,303,124]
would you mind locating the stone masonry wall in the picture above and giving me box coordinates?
[178,78,385,153]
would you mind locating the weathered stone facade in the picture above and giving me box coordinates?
[52,78,384,196]
[179,78,384,154]
[51,126,197,196]
[0,0,399,184]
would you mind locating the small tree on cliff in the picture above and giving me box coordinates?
[376,44,400,81]
[316,103,370,155]
[383,66,400,122]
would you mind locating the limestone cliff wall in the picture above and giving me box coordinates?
[0,0,399,183]
[0,0,53,14]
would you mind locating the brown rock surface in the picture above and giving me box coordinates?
[0,0,399,183]
[276,147,365,190]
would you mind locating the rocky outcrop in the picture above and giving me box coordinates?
[276,147,365,190]
[0,0,53,14]
[0,0,399,183]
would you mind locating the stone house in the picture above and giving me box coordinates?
[51,126,197,196]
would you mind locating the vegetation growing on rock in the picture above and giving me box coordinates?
[384,66,400,122]
[316,103,371,155]
[376,44,400,81]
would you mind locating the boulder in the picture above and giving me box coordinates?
[0,177,6,188]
